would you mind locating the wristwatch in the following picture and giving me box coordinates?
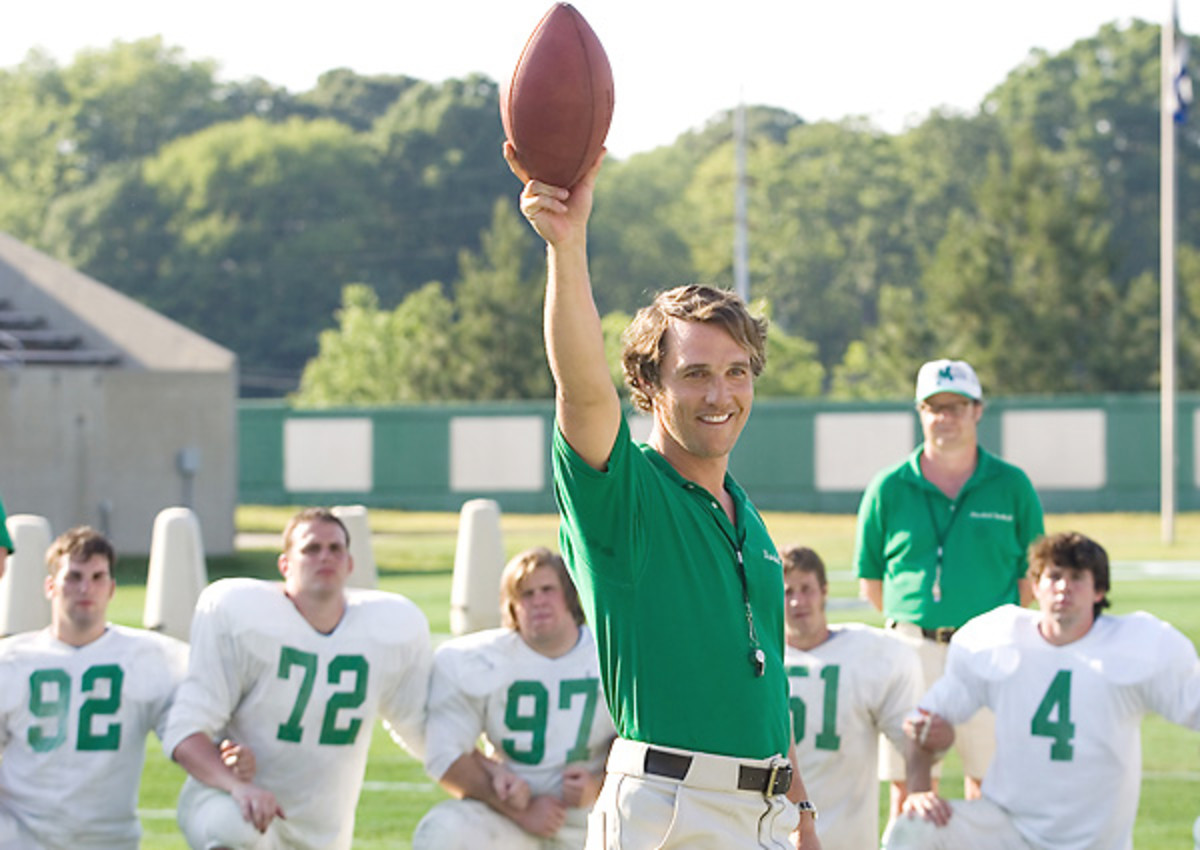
[795,799,818,819]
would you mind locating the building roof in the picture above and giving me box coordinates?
[0,232,235,372]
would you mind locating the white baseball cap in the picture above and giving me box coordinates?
[915,359,982,402]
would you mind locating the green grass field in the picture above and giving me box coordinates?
[115,508,1200,849]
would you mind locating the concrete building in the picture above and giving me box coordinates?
[0,233,237,555]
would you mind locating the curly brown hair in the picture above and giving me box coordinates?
[621,284,768,412]
[1027,531,1112,619]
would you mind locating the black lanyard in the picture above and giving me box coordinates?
[713,498,765,677]
[922,488,962,603]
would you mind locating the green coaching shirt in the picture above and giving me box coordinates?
[553,417,791,760]
[854,445,1044,631]
[0,496,11,552]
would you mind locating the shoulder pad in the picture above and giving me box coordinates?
[1085,612,1190,685]
[107,626,189,699]
[196,578,291,637]
[433,628,518,696]
[946,605,1034,681]
[346,589,430,646]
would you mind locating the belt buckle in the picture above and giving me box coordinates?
[764,762,791,796]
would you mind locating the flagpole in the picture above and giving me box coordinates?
[733,97,750,304]
[1161,0,1179,545]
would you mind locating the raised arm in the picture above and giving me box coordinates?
[506,145,621,471]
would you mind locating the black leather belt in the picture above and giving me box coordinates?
[887,619,956,644]
[643,747,793,796]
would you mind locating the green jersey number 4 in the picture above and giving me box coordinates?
[1030,669,1075,761]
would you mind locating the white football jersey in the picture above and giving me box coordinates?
[163,578,432,850]
[0,625,188,849]
[424,626,615,798]
[785,623,923,850]
[923,605,1200,850]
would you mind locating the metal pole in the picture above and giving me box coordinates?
[1161,1,1178,544]
[733,100,750,303]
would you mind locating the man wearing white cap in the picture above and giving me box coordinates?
[853,359,1044,814]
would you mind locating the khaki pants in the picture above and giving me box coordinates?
[586,739,799,850]
[878,622,996,781]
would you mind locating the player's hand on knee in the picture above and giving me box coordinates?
[900,790,952,827]
[513,794,567,838]
[560,764,602,809]
[492,767,531,810]
[232,782,286,833]
[219,739,256,782]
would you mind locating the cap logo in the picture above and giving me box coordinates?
[937,365,954,382]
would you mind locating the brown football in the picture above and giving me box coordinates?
[500,3,614,188]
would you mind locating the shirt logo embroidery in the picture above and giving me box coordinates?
[969,511,1014,522]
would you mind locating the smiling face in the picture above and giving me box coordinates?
[47,553,115,645]
[648,318,754,471]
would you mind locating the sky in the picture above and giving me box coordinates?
[0,0,1187,159]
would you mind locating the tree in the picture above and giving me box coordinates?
[984,20,1192,288]
[297,69,419,131]
[830,285,936,400]
[0,52,87,239]
[756,320,824,398]
[589,147,698,315]
[451,198,553,399]
[368,74,512,304]
[920,132,1132,394]
[294,199,549,404]
[681,119,919,380]
[294,282,460,406]
[135,116,383,386]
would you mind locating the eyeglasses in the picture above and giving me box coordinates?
[917,399,974,417]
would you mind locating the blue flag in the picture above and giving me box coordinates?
[1172,33,1192,124]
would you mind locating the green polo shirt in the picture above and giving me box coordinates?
[553,417,791,760]
[0,496,11,552]
[854,444,1044,630]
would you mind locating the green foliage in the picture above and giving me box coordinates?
[920,133,1130,394]
[294,283,457,405]
[139,116,380,379]
[600,311,633,396]
[298,69,420,131]
[829,286,935,400]
[7,21,1200,399]
[450,198,552,400]
[680,119,921,381]
[294,200,549,404]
